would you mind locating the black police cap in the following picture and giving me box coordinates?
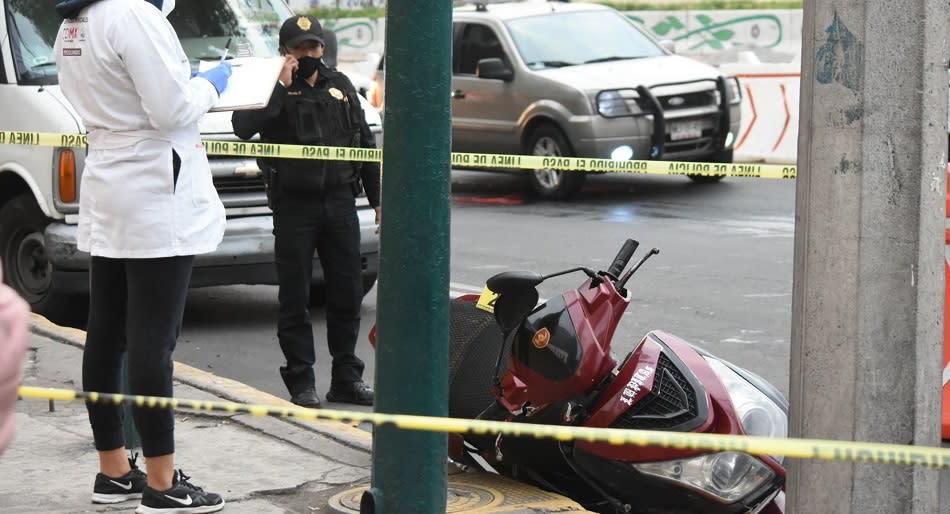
[279,15,325,49]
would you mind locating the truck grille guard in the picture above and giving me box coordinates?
[606,76,731,160]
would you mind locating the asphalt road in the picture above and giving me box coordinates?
[172,168,796,410]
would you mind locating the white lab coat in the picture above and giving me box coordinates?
[54,0,224,258]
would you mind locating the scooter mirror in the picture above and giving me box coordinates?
[486,271,543,294]
[486,271,543,332]
[493,288,539,333]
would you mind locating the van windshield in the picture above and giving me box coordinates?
[5,0,292,86]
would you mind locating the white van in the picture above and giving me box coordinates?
[0,0,382,320]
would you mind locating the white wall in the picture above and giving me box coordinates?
[722,61,801,164]
[287,9,804,67]
[288,1,385,10]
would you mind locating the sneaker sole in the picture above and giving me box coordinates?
[91,492,143,504]
[135,500,225,514]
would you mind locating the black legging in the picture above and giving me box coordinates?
[83,255,193,457]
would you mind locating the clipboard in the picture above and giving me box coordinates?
[198,56,284,112]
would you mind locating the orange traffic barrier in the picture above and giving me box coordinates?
[943,258,950,440]
[943,164,950,440]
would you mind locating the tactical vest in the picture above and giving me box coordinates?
[273,75,363,194]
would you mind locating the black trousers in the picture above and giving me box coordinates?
[83,255,193,458]
[273,187,365,395]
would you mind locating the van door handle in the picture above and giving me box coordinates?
[451,89,466,99]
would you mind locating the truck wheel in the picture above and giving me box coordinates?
[688,149,733,183]
[310,272,378,307]
[0,194,71,319]
[524,124,585,200]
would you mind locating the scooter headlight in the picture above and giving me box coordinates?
[705,358,787,441]
[634,451,775,503]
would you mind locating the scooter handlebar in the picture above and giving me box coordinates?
[606,239,639,279]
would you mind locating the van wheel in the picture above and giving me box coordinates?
[0,194,71,319]
[524,124,585,200]
[688,149,733,183]
[310,272,378,307]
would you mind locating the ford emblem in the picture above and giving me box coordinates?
[667,96,686,107]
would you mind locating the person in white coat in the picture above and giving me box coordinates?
[54,0,231,511]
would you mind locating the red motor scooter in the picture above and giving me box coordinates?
[371,239,787,513]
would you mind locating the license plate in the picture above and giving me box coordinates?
[670,120,703,141]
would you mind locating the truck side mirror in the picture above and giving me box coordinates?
[477,58,514,82]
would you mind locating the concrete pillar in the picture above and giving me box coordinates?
[790,1,948,512]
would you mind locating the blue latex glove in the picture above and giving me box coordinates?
[196,61,232,95]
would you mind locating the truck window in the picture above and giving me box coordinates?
[5,0,293,85]
[505,10,665,70]
[455,23,508,76]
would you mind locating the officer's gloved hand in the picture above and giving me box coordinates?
[196,61,233,95]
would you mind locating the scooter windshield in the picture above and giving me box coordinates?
[512,296,583,381]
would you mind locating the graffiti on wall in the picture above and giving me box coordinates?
[323,18,378,49]
[305,0,385,7]
[627,11,794,54]
[309,10,801,61]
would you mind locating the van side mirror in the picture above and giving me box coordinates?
[477,58,514,82]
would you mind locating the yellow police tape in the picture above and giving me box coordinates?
[17,385,950,469]
[0,130,798,179]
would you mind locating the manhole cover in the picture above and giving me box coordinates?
[329,482,501,513]
[327,472,589,513]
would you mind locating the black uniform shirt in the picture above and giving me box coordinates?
[232,69,381,208]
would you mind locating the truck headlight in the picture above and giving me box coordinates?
[725,77,742,105]
[597,90,642,118]
[634,452,776,503]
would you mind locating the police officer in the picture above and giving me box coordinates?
[232,15,380,408]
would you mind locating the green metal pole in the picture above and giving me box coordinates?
[363,0,452,513]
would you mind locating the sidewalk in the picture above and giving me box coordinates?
[1,316,593,513]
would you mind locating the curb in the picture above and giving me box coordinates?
[28,313,373,452]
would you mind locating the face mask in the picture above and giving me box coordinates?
[296,56,321,80]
